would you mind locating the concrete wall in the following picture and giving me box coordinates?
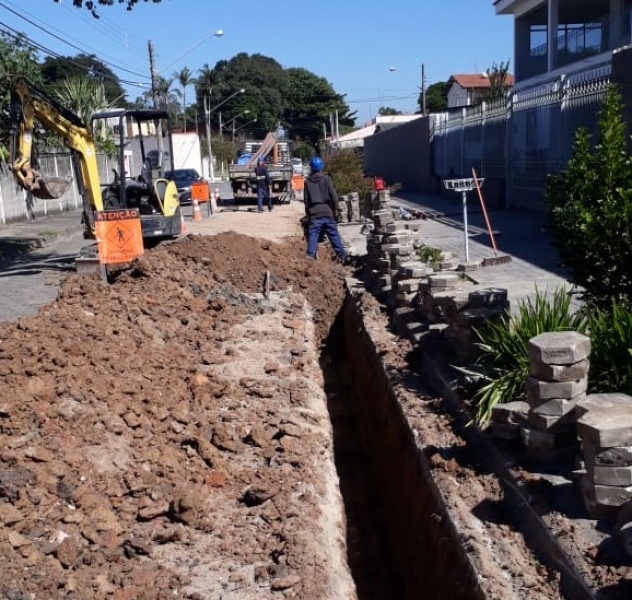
[363,117,438,195]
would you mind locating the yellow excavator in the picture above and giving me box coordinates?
[9,77,182,242]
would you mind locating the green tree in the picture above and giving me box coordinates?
[41,54,126,105]
[485,60,512,101]
[545,83,632,307]
[284,67,355,146]
[62,0,163,17]
[425,81,447,112]
[378,106,402,116]
[0,32,42,159]
[174,67,195,131]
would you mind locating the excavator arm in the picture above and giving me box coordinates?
[10,77,104,236]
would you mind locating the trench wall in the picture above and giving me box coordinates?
[341,292,486,600]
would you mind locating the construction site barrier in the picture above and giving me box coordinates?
[191,181,210,203]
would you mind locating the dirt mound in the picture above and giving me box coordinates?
[0,232,353,599]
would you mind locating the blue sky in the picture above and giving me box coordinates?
[0,0,513,126]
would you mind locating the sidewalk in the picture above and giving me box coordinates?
[340,191,579,309]
[0,210,83,262]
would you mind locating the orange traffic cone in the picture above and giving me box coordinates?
[180,209,187,234]
[192,198,203,222]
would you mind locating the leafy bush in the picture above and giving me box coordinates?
[544,84,632,308]
[467,287,586,425]
[416,244,443,268]
[585,299,632,394]
[324,149,374,197]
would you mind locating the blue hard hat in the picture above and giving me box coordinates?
[257,156,265,163]
[310,156,323,172]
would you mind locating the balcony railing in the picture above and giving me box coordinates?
[521,9,631,80]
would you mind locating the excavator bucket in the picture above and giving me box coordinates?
[31,176,72,200]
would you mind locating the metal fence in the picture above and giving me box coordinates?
[433,61,612,210]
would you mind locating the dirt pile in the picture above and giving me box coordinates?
[0,233,354,599]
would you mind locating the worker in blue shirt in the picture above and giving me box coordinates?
[254,156,272,212]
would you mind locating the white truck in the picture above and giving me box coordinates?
[228,133,294,204]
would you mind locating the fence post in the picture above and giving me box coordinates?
[505,90,514,209]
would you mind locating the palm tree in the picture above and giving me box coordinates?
[174,67,195,131]
[54,77,109,127]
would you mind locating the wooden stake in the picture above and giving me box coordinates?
[471,168,498,256]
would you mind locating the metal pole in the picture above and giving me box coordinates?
[205,95,215,182]
[462,190,469,261]
[421,63,427,116]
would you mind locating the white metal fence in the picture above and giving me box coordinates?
[433,61,612,210]
[0,152,118,225]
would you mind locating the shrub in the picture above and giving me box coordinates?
[585,299,632,394]
[466,287,586,425]
[324,149,374,197]
[544,84,632,308]
[416,244,443,268]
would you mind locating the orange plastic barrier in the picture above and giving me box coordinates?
[191,181,210,203]
[291,175,304,191]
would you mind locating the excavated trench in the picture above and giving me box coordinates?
[321,293,487,600]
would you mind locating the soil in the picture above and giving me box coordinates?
[0,202,630,599]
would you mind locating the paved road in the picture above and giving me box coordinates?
[0,227,88,323]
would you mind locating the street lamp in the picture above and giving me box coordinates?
[205,88,245,181]
[388,65,427,115]
[224,109,251,141]
[232,118,257,139]
[158,29,224,74]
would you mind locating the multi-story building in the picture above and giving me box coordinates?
[495,0,631,84]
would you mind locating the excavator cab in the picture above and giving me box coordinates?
[9,77,182,242]
[90,109,181,239]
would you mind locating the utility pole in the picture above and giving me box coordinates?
[148,40,158,109]
[205,95,215,182]
[421,63,427,116]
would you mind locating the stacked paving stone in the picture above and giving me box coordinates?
[447,288,509,365]
[365,189,419,299]
[575,393,632,519]
[520,331,590,462]
[393,261,433,308]
[418,273,462,325]
[338,192,362,224]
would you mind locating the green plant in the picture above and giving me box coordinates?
[584,299,632,394]
[544,83,632,308]
[467,287,587,425]
[324,150,374,197]
[416,244,443,268]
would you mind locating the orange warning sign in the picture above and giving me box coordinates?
[291,175,304,191]
[191,181,210,203]
[95,209,144,265]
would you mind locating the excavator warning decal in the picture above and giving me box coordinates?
[95,209,144,264]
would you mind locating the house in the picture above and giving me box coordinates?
[494,0,632,85]
[445,73,515,109]
[331,115,421,151]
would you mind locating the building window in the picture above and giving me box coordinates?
[530,24,548,57]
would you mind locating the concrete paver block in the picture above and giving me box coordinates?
[529,358,589,383]
[577,406,632,448]
[526,376,588,400]
[574,393,632,419]
[528,331,591,366]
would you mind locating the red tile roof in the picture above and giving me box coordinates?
[447,73,515,89]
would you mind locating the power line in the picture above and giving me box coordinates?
[0,1,148,81]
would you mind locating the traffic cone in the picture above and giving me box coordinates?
[192,198,203,221]
[180,209,187,234]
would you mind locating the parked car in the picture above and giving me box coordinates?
[164,168,204,205]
